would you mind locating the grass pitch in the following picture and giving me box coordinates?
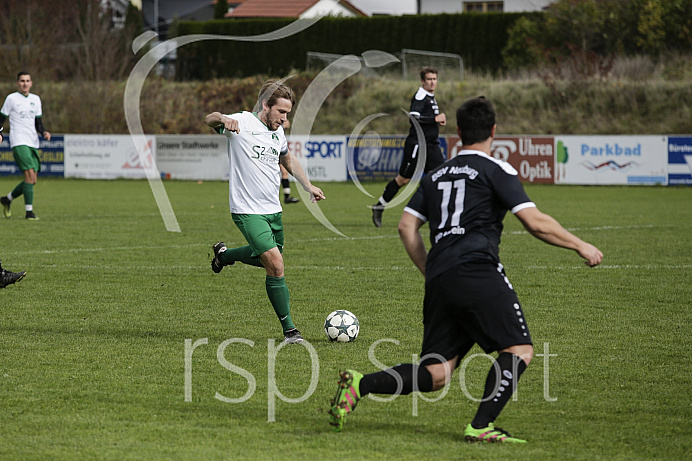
[0,178,690,460]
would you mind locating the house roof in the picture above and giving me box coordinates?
[226,0,366,18]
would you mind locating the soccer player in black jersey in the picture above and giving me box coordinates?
[330,96,603,442]
[371,66,446,227]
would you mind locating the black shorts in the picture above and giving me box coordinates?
[399,137,445,179]
[420,262,532,366]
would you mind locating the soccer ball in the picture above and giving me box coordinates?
[324,310,359,343]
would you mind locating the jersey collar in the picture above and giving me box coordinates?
[252,111,268,129]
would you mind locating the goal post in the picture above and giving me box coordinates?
[401,49,464,82]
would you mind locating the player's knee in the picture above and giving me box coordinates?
[425,361,455,390]
[502,345,534,366]
[260,251,284,277]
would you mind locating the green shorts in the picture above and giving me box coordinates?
[12,145,41,172]
[232,212,284,258]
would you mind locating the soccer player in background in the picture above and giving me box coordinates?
[0,71,51,220]
[205,80,325,344]
[371,66,446,227]
[330,96,603,442]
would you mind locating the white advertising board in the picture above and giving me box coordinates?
[156,135,228,180]
[287,135,347,182]
[64,135,156,179]
[555,135,668,185]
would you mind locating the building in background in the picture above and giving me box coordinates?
[347,0,552,16]
[225,0,366,18]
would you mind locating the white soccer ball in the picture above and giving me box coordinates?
[324,309,360,343]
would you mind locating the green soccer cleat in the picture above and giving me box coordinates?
[328,369,363,432]
[464,423,527,443]
[1,196,10,218]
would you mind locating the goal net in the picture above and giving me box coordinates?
[401,49,464,82]
[306,51,401,78]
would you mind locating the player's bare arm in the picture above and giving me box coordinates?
[205,112,240,133]
[279,152,325,203]
[398,211,427,276]
[515,207,603,267]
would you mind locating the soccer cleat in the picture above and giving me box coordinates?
[283,328,304,344]
[0,269,26,288]
[464,423,527,443]
[328,369,363,432]
[371,204,384,228]
[1,196,11,218]
[25,211,39,220]
[284,196,299,204]
[211,241,232,273]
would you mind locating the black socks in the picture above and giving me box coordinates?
[360,363,434,396]
[471,352,527,428]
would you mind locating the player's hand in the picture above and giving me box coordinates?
[578,243,603,267]
[43,131,51,141]
[222,117,240,134]
[436,113,447,126]
[309,185,325,203]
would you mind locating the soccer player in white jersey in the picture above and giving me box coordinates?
[0,72,51,220]
[329,97,603,442]
[205,80,325,344]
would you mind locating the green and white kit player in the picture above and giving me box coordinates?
[205,80,325,343]
[0,72,51,220]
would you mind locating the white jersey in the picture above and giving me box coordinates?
[0,92,42,148]
[222,111,288,214]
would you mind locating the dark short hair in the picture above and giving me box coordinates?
[17,71,30,81]
[420,66,438,80]
[258,79,295,109]
[456,96,496,145]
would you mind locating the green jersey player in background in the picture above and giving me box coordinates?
[205,80,325,344]
[0,71,51,220]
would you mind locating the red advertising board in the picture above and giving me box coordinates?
[446,135,555,184]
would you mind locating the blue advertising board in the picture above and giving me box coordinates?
[346,135,447,181]
[0,135,65,177]
[668,136,692,185]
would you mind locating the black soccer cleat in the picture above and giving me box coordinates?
[211,241,232,273]
[371,204,384,228]
[284,196,299,204]
[25,211,39,220]
[0,269,26,288]
[284,328,304,344]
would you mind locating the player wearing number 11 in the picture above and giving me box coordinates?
[329,96,602,442]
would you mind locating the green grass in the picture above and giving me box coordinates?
[1,178,690,460]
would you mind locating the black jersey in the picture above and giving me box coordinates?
[404,149,535,282]
[407,87,441,144]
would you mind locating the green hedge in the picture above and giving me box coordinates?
[173,13,529,79]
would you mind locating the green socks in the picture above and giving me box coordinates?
[11,182,24,200]
[23,183,33,205]
[10,182,33,205]
[218,247,295,332]
[220,245,263,267]
[265,275,294,333]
